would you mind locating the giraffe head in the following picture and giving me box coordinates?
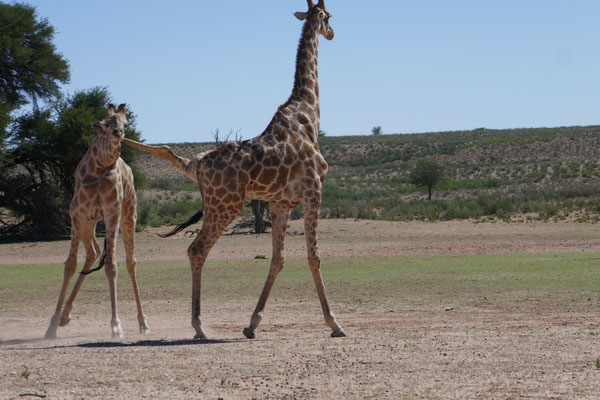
[91,104,129,142]
[294,0,334,40]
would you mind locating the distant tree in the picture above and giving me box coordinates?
[318,129,326,138]
[409,159,444,201]
[371,126,382,136]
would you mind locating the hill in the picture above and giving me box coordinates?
[134,125,600,226]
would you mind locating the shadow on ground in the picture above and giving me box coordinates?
[77,338,243,348]
[0,337,244,349]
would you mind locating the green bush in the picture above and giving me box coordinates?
[136,196,204,231]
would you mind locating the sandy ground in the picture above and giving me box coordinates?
[3,218,600,265]
[1,219,600,399]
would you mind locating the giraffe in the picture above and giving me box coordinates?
[45,104,150,339]
[122,0,345,339]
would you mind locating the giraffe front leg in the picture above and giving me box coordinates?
[303,198,346,338]
[104,212,123,339]
[121,205,150,335]
[126,257,150,335]
[244,205,290,339]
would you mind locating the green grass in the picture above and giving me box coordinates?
[2,252,598,315]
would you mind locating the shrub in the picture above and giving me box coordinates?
[136,195,204,231]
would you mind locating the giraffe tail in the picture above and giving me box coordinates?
[158,210,204,238]
[80,239,107,275]
[121,138,198,183]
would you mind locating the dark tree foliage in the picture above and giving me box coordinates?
[409,159,444,201]
[0,2,70,123]
[0,87,144,239]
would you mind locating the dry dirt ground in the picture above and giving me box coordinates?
[1,219,600,399]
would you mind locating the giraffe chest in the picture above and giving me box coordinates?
[72,161,133,216]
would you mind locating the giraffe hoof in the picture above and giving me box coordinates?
[194,333,208,340]
[243,328,256,339]
[331,330,347,338]
[112,330,124,340]
[59,315,71,327]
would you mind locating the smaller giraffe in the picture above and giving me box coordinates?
[45,104,150,339]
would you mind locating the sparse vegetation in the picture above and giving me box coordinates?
[136,125,600,224]
[136,195,204,231]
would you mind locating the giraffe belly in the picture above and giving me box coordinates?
[245,183,300,207]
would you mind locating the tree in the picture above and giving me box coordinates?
[0,2,70,126]
[0,5,144,239]
[251,200,268,234]
[409,159,444,201]
[371,126,382,136]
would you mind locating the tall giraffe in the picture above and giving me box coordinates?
[123,0,345,339]
[45,104,150,339]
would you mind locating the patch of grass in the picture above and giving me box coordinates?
[2,252,599,315]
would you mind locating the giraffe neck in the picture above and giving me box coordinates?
[290,15,322,116]
[89,135,121,169]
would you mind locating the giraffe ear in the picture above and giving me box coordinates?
[293,11,308,21]
[91,121,104,134]
[105,104,115,117]
[117,103,127,115]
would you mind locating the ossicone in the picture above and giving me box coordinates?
[105,104,115,117]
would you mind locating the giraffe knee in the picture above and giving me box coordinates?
[187,241,206,262]
[273,255,285,273]
[64,258,78,276]
[126,257,137,268]
[104,260,118,278]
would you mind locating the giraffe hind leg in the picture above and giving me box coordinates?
[244,205,290,339]
[188,205,241,340]
[45,236,80,339]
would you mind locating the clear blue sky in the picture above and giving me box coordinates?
[24,0,600,143]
